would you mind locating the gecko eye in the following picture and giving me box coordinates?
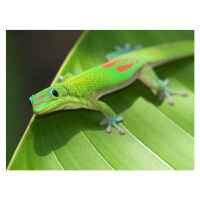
[50,89,59,97]
[29,96,32,106]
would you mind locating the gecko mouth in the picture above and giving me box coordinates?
[34,99,62,115]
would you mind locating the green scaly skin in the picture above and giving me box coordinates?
[29,41,194,134]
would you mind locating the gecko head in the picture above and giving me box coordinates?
[29,85,69,115]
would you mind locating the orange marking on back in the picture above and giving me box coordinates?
[116,63,134,72]
[102,58,120,68]
[35,94,46,100]
[123,58,128,62]
[136,58,140,64]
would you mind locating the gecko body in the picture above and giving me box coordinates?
[29,41,194,134]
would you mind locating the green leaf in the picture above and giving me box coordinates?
[7,30,194,170]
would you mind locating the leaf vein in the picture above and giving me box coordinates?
[120,124,175,170]
[80,129,115,170]
[152,104,194,139]
[47,140,65,170]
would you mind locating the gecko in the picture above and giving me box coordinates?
[29,41,194,134]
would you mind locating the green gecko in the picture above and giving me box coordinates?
[29,41,194,134]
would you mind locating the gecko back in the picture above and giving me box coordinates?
[63,41,194,98]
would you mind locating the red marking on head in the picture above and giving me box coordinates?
[33,100,50,107]
[116,63,134,72]
[136,59,140,64]
[102,59,120,68]
[35,94,46,100]
[123,58,128,62]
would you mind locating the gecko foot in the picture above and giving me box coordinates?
[157,79,188,105]
[100,116,125,134]
[57,74,74,83]
[115,43,143,51]
[58,75,64,81]
[106,43,143,60]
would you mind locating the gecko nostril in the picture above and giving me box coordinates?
[29,96,32,107]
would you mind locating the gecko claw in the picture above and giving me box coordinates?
[100,116,125,134]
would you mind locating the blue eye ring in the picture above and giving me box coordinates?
[29,96,32,106]
[49,89,59,97]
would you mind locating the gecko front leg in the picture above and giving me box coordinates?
[88,99,125,134]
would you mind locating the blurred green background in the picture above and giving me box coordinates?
[6,30,83,167]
